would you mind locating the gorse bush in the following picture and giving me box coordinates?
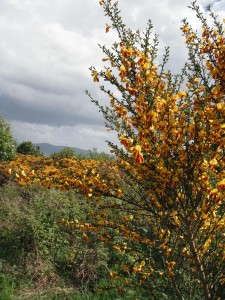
[85,0,225,299]
[0,153,119,191]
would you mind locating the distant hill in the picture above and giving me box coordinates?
[34,143,89,156]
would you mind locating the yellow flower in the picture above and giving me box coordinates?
[29,169,35,177]
[105,69,112,79]
[217,178,225,191]
[186,82,191,89]
[91,71,99,82]
[83,233,89,242]
[113,245,122,252]
[121,46,133,58]
[7,168,12,175]
[133,145,144,164]
[193,77,199,84]
[216,103,222,110]
[209,158,218,166]
[143,62,150,69]
[105,23,111,33]
[117,188,122,198]
[119,65,126,79]
[21,170,26,177]
[177,91,187,98]
[182,26,189,33]
[140,261,145,267]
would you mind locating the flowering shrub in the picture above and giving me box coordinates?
[2,1,225,298]
[86,1,225,298]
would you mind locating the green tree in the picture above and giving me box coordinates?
[51,147,77,159]
[17,141,42,156]
[0,116,17,161]
[86,147,114,160]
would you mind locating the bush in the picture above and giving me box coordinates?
[0,117,17,161]
[51,147,77,159]
[86,1,225,298]
[0,184,109,298]
[86,148,114,161]
[17,141,42,156]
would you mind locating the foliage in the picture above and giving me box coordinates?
[0,183,111,299]
[0,274,14,300]
[51,147,114,161]
[0,116,17,162]
[84,1,225,299]
[51,147,77,159]
[85,148,114,161]
[17,141,42,156]
[0,181,152,299]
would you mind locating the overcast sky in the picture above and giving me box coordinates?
[0,0,224,152]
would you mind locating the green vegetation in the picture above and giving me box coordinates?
[0,117,17,162]
[17,141,42,156]
[0,183,102,299]
[51,147,114,161]
[51,147,78,159]
[85,148,114,161]
[0,183,148,299]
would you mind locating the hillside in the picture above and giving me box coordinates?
[34,143,89,156]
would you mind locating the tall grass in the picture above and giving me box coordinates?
[0,183,108,299]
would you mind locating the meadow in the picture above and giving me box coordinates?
[0,154,148,299]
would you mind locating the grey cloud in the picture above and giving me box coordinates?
[0,0,224,151]
[10,120,117,152]
[0,86,104,127]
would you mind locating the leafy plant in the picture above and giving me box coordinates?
[0,116,17,162]
[0,274,14,300]
[85,148,114,161]
[0,184,109,298]
[17,141,42,156]
[51,147,77,159]
[85,1,225,299]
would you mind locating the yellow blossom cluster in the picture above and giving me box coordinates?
[0,154,125,198]
[88,2,225,296]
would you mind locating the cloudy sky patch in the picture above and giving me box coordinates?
[0,0,224,152]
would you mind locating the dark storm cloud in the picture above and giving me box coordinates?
[0,92,104,126]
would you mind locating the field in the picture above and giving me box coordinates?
[0,154,150,299]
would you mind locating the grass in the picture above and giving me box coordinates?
[0,182,108,299]
[0,182,150,299]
